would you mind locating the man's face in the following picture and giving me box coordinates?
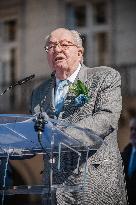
[46,28,83,80]
[130,119,136,147]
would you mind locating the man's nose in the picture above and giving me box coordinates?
[54,43,62,52]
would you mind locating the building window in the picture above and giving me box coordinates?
[10,48,16,83]
[66,3,86,28]
[94,32,108,65]
[74,5,86,27]
[4,19,17,42]
[9,48,17,108]
[92,1,107,25]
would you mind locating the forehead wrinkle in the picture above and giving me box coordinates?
[48,39,72,44]
[50,30,74,42]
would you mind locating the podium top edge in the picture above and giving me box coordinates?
[0,114,33,118]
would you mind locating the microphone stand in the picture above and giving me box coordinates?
[33,72,57,205]
[34,110,54,205]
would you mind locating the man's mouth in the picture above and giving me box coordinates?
[55,56,65,62]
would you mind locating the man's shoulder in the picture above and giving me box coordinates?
[31,77,51,113]
[82,65,120,81]
[33,78,51,95]
[84,65,119,75]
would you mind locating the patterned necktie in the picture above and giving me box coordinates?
[128,149,136,177]
[55,80,69,115]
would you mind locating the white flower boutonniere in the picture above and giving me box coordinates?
[69,80,90,107]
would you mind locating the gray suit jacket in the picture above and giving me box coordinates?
[31,65,127,205]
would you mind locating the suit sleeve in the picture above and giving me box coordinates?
[64,69,122,144]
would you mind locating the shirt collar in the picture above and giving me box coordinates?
[56,63,81,86]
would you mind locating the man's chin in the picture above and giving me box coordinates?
[54,61,66,68]
[54,63,68,71]
[55,69,69,80]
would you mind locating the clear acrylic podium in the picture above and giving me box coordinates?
[0,113,104,205]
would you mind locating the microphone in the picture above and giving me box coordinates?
[17,74,35,85]
[34,113,50,157]
[34,113,47,142]
[0,74,35,96]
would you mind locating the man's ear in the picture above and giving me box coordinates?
[78,47,84,57]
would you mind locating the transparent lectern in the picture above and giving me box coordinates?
[0,113,104,205]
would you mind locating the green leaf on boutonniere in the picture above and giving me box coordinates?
[69,80,89,97]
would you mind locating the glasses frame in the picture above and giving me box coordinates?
[44,40,79,53]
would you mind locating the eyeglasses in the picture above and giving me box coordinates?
[44,40,79,53]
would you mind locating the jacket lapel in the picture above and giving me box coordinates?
[45,74,56,118]
[59,64,88,119]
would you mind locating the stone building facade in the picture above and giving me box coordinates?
[0,1,136,202]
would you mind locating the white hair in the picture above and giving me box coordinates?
[70,30,83,47]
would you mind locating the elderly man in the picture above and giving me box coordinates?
[31,28,127,204]
[122,117,136,205]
